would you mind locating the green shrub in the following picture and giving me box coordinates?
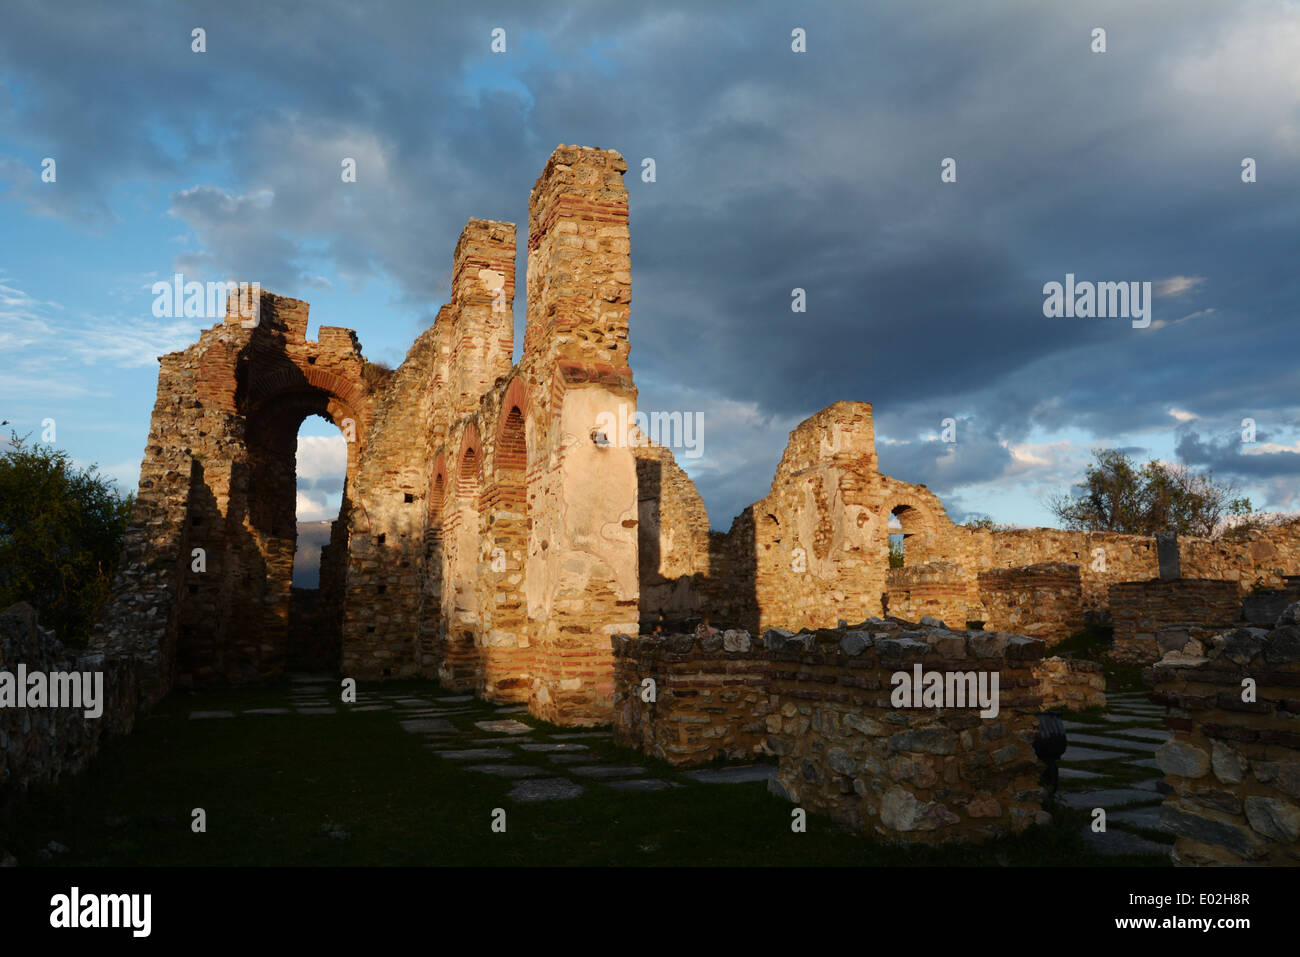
[0,429,133,646]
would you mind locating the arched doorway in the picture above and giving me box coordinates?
[233,369,364,679]
[287,414,349,670]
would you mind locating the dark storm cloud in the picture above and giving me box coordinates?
[1176,426,1300,480]
[2,0,1298,523]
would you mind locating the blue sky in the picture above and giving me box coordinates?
[3,0,1299,532]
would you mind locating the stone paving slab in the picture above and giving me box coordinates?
[469,737,534,746]
[1129,757,1161,770]
[571,765,648,779]
[682,765,777,784]
[1099,714,1152,724]
[519,743,589,753]
[437,695,476,703]
[605,779,675,792]
[474,719,533,734]
[1104,738,1161,753]
[1058,768,1105,781]
[547,754,590,764]
[394,699,434,707]
[1110,807,1167,831]
[399,718,458,734]
[243,708,291,715]
[190,710,235,720]
[1132,777,1164,791]
[1065,733,1153,751]
[297,707,338,715]
[551,732,611,740]
[349,704,392,712]
[1059,788,1163,810]
[494,705,529,713]
[508,778,585,802]
[1079,826,1170,857]
[1110,727,1170,741]
[428,748,514,760]
[464,764,549,778]
[1062,745,1137,763]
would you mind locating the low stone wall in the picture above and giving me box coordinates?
[883,563,978,628]
[611,628,772,765]
[1242,577,1300,625]
[1033,656,1105,711]
[1,603,139,806]
[1109,579,1243,662]
[977,562,1082,644]
[1144,614,1300,866]
[614,618,1052,843]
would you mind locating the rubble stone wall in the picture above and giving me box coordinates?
[1145,618,1300,865]
[1032,656,1106,711]
[976,563,1083,644]
[1109,579,1244,662]
[1,604,138,804]
[613,619,1049,842]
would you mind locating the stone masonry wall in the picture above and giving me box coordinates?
[1032,656,1106,711]
[883,562,977,627]
[1,603,139,805]
[614,617,1051,843]
[976,562,1083,645]
[634,440,710,631]
[1109,579,1244,663]
[1144,613,1300,865]
[95,140,1300,738]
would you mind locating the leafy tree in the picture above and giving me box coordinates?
[0,428,133,646]
[1046,448,1253,538]
[963,514,1011,532]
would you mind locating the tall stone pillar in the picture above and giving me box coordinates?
[523,146,639,724]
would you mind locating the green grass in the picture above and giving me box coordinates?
[0,679,1168,867]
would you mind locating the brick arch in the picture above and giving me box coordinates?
[244,357,371,447]
[456,424,483,500]
[494,376,529,478]
[880,493,942,568]
[880,496,936,535]
[496,377,529,435]
[428,452,448,523]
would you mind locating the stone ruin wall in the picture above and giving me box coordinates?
[1109,579,1246,663]
[975,563,1083,643]
[94,144,638,727]
[1,603,139,806]
[88,139,1300,736]
[1034,656,1106,711]
[881,562,978,629]
[612,620,1050,843]
[92,291,376,704]
[1145,617,1300,865]
[640,397,1300,655]
[612,621,1105,770]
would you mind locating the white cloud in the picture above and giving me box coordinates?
[0,275,205,369]
[1154,276,1205,298]
[1242,439,1300,456]
[295,490,335,523]
[1160,4,1300,154]
[296,432,347,480]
